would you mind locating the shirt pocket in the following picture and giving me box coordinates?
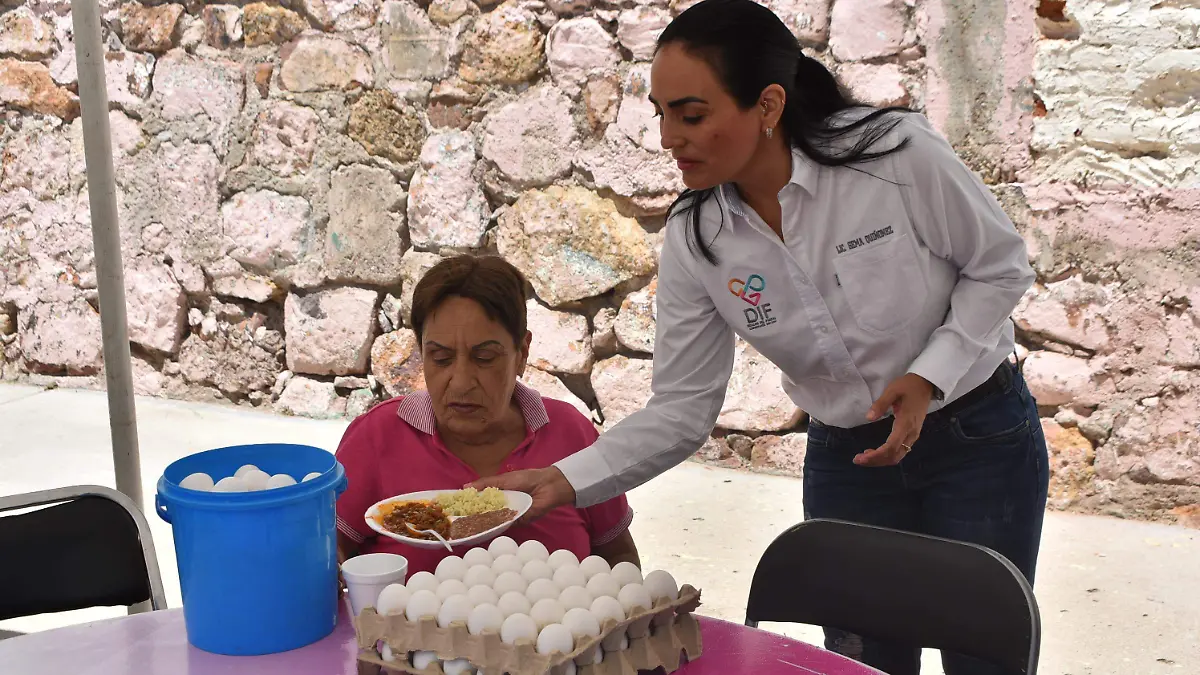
[832,233,929,334]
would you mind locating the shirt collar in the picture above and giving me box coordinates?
[396,380,550,436]
[718,148,818,218]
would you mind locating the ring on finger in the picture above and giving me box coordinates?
[900,443,912,454]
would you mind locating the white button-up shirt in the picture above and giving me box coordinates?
[556,113,1036,507]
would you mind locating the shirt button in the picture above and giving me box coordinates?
[818,326,829,334]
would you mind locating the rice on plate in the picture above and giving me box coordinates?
[434,487,508,516]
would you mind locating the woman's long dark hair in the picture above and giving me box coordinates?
[658,0,912,265]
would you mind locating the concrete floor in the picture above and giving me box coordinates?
[0,384,1196,674]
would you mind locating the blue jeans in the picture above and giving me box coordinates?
[802,361,1049,675]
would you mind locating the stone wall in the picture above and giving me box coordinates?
[0,0,1197,526]
[1017,0,1200,525]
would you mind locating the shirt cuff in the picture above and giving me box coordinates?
[591,507,634,547]
[336,516,368,544]
[907,331,977,400]
[554,448,618,509]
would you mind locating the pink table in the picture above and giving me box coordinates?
[0,602,881,675]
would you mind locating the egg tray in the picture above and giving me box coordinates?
[354,585,703,675]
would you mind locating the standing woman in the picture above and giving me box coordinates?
[474,0,1049,672]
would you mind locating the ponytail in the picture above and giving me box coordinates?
[786,53,912,170]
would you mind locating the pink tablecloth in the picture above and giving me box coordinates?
[0,602,881,675]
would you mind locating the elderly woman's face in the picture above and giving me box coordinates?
[420,296,531,439]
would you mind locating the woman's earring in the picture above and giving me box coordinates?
[765,127,774,139]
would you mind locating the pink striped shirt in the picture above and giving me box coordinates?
[334,381,634,575]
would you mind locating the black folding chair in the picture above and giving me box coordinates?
[745,519,1040,675]
[0,485,167,628]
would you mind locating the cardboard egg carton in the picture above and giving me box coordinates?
[354,585,703,675]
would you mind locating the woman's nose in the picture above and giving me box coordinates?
[659,118,681,151]
[447,355,475,387]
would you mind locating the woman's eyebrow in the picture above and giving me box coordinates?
[647,95,709,108]
[425,340,503,351]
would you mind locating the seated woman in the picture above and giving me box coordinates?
[334,254,639,575]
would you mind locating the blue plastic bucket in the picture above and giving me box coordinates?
[156,443,348,656]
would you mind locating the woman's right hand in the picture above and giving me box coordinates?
[467,467,576,525]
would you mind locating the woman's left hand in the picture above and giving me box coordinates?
[854,373,935,466]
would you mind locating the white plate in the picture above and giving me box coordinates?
[364,490,532,550]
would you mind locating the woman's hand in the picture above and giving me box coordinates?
[467,467,576,525]
[855,373,934,467]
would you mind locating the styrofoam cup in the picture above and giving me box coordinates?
[341,553,408,616]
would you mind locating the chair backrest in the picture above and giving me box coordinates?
[0,486,167,621]
[745,519,1040,675]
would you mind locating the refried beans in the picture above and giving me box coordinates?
[448,508,518,539]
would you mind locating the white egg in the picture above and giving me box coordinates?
[491,554,523,576]
[405,590,441,622]
[464,564,496,589]
[302,472,322,482]
[436,579,469,602]
[497,591,532,618]
[380,643,397,662]
[530,598,566,629]
[435,556,468,583]
[411,650,439,669]
[591,645,603,664]
[241,469,271,492]
[406,571,439,595]
[437,594,473,628]
[376,584,411,616]
[500,613,538,645]
[488,535,519,557]
[585,573,620,600]
[536,623,574,655]
[521,559,554,585]
[579,555,611,580]
[517,539,550,564]
[617,633,629,650]
[266,474,297,489]
[553,565,587,590]
[547,548,580,571]
[463,547,494,568]
[467,603,505,635]
[559,585,594,612]
[590,595,625,625]
[610,561,643,588]
[467,584,499,608]
[493,571,527,597]
[617,583,653,615]
[179,472,214,491]
[525,578,562,605]
[562,607,601,642]
[565,661,579,675]
[234,464,260,478]
[643,570,680,603]
[212,476,247,492]
[443,658,475,675]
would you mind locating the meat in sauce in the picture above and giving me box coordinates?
[379,501,451,540]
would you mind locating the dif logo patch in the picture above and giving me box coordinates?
[728,274,776,330]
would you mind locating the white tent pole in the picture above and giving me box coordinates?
[71,0,143,514]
